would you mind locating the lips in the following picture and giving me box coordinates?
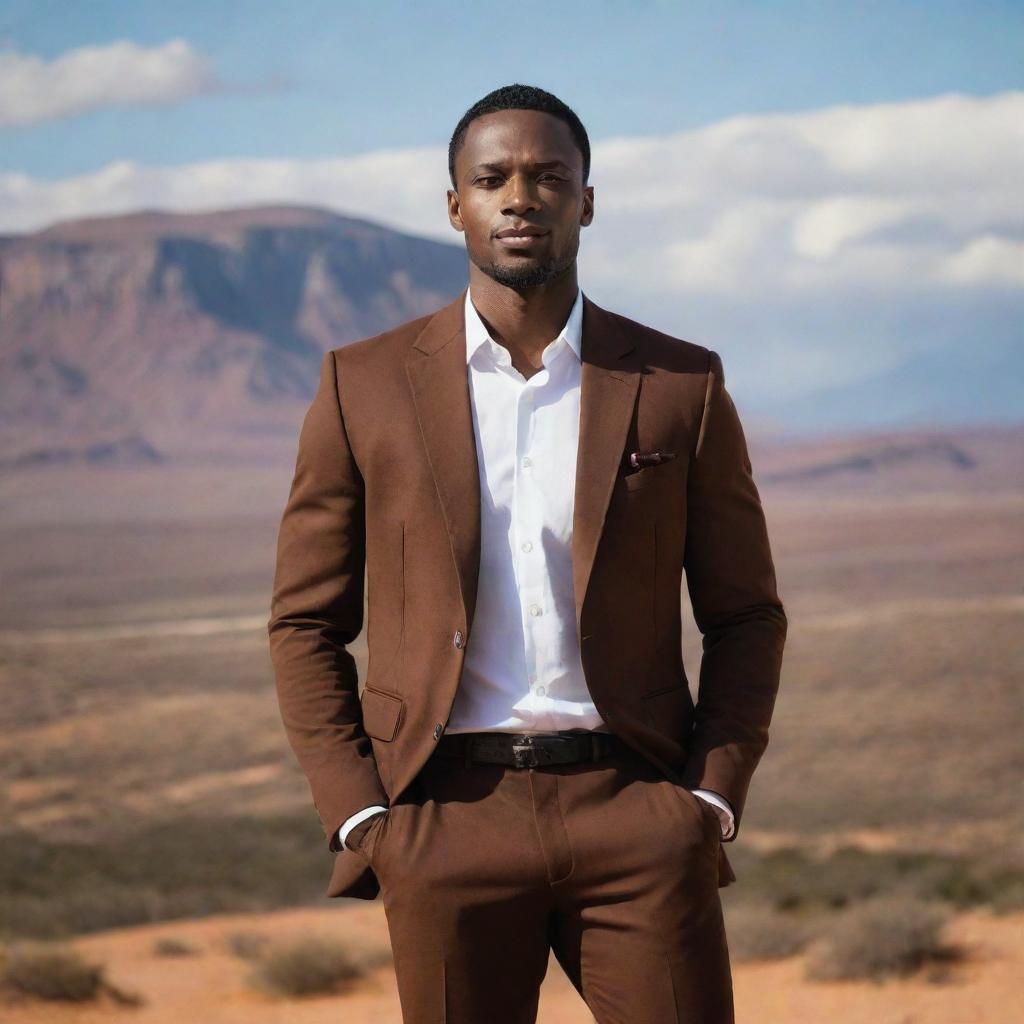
[494,226,549,250]
[495,226,548,239]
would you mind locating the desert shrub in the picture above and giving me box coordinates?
[933,858,1024,914]
[804,895,958,982]
[152,935,200,957]
[736,845,887,912]
[247,934,366,998]
[343,940,395,974]
[989,875,1024,914]
[0,941,104,1001]
[225,929,270,960]
[724,902,814,962]
[723,843,1024,918]
[0,814,329,941]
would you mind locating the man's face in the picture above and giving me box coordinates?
[448,109,593,290]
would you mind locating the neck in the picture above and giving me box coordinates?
[467,267,579,365]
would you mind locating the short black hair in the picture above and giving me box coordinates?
[448,83,590,190]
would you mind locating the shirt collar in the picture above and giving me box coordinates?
[464,285,584,365]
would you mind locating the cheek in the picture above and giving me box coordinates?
[549,229,579,261]
[459,195,495,229]
[465,221,498,254]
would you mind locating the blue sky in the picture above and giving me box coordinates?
[0,0,1021,421]
[2,0,1021,178]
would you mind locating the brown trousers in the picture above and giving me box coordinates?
[354,738,734,1023]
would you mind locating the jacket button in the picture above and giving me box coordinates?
[453,630,465,649]
[433,723,444,740]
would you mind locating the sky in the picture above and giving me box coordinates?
[1,0,1021,412]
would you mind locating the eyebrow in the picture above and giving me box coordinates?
[469,160,573,175]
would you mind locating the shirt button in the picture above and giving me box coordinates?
[453,630,465,648]
[528,604,542,617]
[535,685,546,696]
[521,456,532,468]
[521,541,533,552]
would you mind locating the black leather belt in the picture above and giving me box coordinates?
[435,730,630,769]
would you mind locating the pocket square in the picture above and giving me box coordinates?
[629,450,676,469]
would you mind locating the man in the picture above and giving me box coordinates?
[268,82,787,1024]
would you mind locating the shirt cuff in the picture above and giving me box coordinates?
[338,804,390,851]
[690,788,736,840]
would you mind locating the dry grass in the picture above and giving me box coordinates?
[0,941,106,1002]
[152,935,200,957]
[724,901,814,962]
[0,441,1022,992]
[225,929,271,960]
[803,895,960,982]
[245,934,368,998]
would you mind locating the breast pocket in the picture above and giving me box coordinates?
[624,465,666,491]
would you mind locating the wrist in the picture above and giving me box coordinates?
[345,811,385,851]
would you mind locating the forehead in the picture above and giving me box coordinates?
[458,109,579,172]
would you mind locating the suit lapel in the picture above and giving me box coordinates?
[405,286,640,642]
[405,286,482,631]
[572,295,640,636]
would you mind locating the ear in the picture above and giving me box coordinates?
[581,185,595,228]
[447,189,465,233]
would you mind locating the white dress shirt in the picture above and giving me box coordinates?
[338,286,735,850]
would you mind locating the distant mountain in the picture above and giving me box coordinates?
[747,422,1024,497]
[3,203,1019,467]
[0,204,468,464]
[771,342,1023,435]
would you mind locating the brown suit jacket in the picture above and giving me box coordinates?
[268,285,787,900]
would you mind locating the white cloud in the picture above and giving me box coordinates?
[941,235,1024,286]
[583,91,1024,297]
[0,39,218,126]
[791,197,909,260]
[3,90,1021,298]
[0,90,1019,402]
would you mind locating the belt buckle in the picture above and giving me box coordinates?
[511,735,540,768]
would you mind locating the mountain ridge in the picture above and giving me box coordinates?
[0,203,469,462]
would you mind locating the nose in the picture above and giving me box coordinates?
[501,173,541,215]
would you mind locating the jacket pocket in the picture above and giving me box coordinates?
[361,685,404,742]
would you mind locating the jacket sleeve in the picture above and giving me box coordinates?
[679,348,788,841]
[267,349,389,853]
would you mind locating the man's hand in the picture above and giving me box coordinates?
[691,788,736,840]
